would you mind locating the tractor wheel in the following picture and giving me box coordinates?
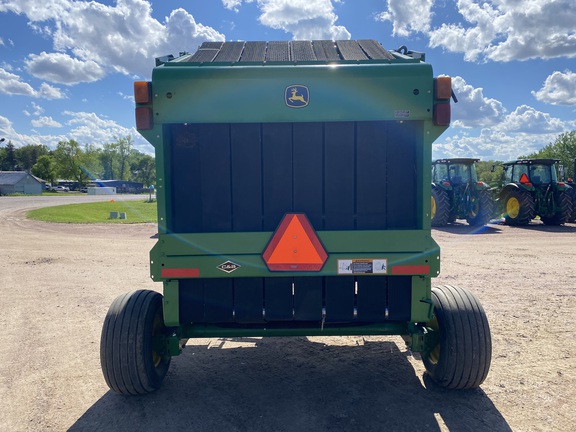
[423,285,492,389]
[100,290,171,395]
[541,190,572,225]
[567,186,576,222]
[503,189,534,226]
[467,189,494,226]
[431,188,450,227]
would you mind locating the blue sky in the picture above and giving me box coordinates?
[0,0,575,161]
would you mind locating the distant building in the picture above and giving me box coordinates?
[0,171,44,195]
[91,180,144,194]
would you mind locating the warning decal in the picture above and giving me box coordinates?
[337,259,388,275]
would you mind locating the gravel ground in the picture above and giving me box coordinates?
[0,196,575,431]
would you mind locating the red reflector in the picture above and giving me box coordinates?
[135,107,153,130]
[391,265,430,275]
[519,173,530,184]
[161,268,200,278]
[262,213,327,271]
[433,103,451,126]
[134,81,151,104]
[558,182,565,186]
[442,181,451,187]
[435,76,452,100]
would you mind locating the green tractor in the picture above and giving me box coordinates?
[499,159,572,226]
[431,158,494,227]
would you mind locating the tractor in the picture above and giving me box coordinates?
[499,159,572,225]
[100,40,491,395]
[431,158,494,227]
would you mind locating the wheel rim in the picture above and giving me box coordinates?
[426,315,441,365]
[506,196,520,218]
[431,196,436,219]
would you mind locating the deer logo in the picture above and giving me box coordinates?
[285,85,309,108]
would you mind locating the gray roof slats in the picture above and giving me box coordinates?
[182,40,394,64]
[358,39,394,60]
[240,41,267,62]
[266,41,291,61]
[291,41,317,61]
[214,41,245,62]
[336,40,369,61]
[312,40,341,61]
[189,48,220,63]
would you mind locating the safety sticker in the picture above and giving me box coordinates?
[337,259,388,274]
[394,110,410,118]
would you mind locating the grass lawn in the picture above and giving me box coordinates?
[27,200,158,223]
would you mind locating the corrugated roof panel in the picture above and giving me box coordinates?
[291,41,317,61]
[266,41,291,61]
[214,41,245,62]
[240,41,267,62]
[358,39,395,60]
[336,40,369,61]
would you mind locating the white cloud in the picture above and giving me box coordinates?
[501,105,565,134]
[25,52,105,85]
[375,0,433,37]
[256,0,350,40]
[433,128,562,162]
[375,0,576,63]
[532,70,576,105]
[0,68,65,99]
[450,76,506,128]
[31,116,63,128]
[1,0,225,82]
[63,111,152,153]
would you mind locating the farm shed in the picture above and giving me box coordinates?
[0,171,44,195]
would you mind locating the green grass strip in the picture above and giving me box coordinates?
[27,200,158,224]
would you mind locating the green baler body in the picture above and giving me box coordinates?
[136,40,450,344]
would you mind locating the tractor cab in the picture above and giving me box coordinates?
[432,158,479,186]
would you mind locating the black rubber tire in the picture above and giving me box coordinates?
[431,187,450,227]
[504,189,534,226]
[423,285,492,389]
[467,189,494,226]
[541,190,572,225]
[100,290,171,395]
[566,186,576,222]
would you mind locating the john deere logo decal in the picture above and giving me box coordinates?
[285,85,309,108]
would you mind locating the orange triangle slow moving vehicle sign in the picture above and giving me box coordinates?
[262,213,328,271]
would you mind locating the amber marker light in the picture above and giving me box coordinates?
[134,81,151,104]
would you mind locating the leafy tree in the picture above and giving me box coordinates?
[99,142,118,180]
[81,144,103,183]
[15,144,50,172]
[476,160,504,187]
[130,151,156,186]
[53,140,93,185]
[1,141,18,170]
[522,131,576,179]
[32,155,57,184]
[117,135,134,181]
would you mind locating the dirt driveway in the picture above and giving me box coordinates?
[1,196,575,431]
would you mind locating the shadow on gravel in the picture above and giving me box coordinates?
[70,337,511,432]
[433,222,503,235]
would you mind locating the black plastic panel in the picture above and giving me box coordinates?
[169,121,418,234]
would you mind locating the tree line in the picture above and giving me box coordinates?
[473,131,576,186]
[0,136,155,187]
